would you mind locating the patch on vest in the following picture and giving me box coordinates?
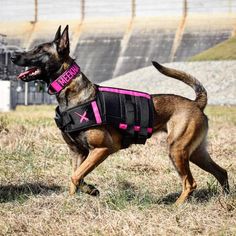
[55,86,154,148]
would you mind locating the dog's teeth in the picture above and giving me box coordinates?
[29,69,41,76]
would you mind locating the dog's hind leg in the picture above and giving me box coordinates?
[190,144,229,194]
[169,145,197,205]
[167,115,204,204]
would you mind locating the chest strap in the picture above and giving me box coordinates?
[55,98,103,132]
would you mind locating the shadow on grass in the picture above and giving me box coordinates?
[158,188,220,205]
[105,180,221,209]
[105,180,161,210]
[0,183,62,203]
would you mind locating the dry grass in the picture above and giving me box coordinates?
[0,105,235,236]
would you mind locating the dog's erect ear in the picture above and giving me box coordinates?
[54,25,61,42]
[58,25,70,54]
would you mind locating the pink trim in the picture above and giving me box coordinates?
[147,128,153,133]
[119,123,128,130]
[98,87,151,99]
[134,126,141,132]
[91,101,102,124]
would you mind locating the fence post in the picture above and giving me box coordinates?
[183,0,187,17]
[228,0,232,13]
[131,0,136,18]
[25,83,28,105]
[169,0,188,62]
[81,0,85,20]
[34,0,38,23]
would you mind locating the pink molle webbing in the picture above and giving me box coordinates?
[91,101,102,124]
[119,123,128,129]
[98,87,151,99]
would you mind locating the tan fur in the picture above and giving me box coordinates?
[11,26,229,204]
[68,85,229,204]
[68,62,229,204]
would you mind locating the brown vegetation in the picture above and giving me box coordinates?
[0,105,235,235]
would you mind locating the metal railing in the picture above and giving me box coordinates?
[0,34,55,105]
[0,0,235,22]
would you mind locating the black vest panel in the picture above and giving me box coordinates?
[55,87,154,148]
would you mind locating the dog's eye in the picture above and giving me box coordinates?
[34,46,43,53]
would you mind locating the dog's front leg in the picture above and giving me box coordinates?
[70,151,101,196]
[71,147,110,191]
[69,151,86,195]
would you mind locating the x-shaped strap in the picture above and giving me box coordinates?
[74,111,89,123]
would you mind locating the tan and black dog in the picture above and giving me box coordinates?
[11,25,229,204]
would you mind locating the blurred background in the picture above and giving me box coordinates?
[0,0,236,108]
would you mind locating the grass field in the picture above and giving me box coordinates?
[0,105,235,235]
[189,37,236,61]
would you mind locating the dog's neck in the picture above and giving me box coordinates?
[55,58,97,112]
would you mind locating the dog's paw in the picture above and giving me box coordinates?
[69,182,77,195]
[79,183,100,196]
[88,185,100,196]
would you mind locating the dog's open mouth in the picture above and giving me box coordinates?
[18,67,41,81]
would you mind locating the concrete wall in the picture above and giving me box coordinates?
[0,0,236,83]
[113,17,180,77]
[174,15,236,61]
[74,20,127,83]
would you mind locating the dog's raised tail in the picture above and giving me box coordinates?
[152,61,207,111]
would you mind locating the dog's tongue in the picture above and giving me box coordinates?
[18,68,38,79]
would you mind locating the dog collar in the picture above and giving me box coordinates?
[48,62,80,95]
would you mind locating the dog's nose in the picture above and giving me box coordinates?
[11,52,20,63]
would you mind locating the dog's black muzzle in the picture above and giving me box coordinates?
[11,52,34,67]
[11,52,22,64]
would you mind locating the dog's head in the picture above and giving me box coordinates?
[11,25,70,84]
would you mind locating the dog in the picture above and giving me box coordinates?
[11,25,229,204]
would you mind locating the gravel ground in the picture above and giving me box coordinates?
[100,61,236,105]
